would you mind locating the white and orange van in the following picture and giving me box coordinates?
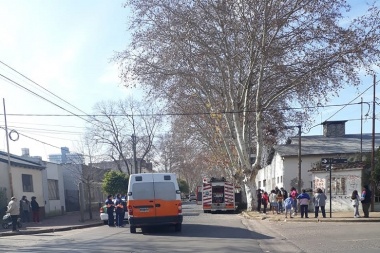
[127,173,183,233]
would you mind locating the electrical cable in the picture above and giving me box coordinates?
[0,73,94,125]
[0,60,90,116]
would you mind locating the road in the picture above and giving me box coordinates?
[1,203,380,252]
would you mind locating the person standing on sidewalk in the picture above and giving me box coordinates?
[290,187,298,215]
[20,196,31,223]
[105,195,115,227]
[312,188,327,218]
[283,195,294,218]
[114,194,124,227]
[269,190,278,214]
[31,196,40,223]
[351,190,361,218]
[297,189,310,218]
[256,189,262,213]
[276,191,284,214]
[262,191,269,214]
[281,187,288,199]
[6,196,20,232]
[361,185,371,218]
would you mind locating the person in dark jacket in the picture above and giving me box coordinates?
[30,196,40,223]
[361,185,371,218]
[105,195,115,227]
[20,196,31,223]
[114,194,124,227]
[256,189,262,212]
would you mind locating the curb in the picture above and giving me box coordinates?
[241,211,380,223]
[0,222,104,237]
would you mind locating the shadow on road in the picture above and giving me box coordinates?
[142,223,273,240]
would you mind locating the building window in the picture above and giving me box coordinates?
[281,176,283,183]
[48,179,60,200]
[22,174,33,192]
[327,177,346,195]
[277,177,279,184]
[263,180,266,187]
[258,181,261,188]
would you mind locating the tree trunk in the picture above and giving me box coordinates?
[243,174,256,211]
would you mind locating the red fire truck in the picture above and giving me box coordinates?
[202,177,235,213]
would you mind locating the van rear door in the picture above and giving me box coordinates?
[152,174,181,218]
[129,174,156,218]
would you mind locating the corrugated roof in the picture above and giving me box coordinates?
[275,133,380,157]
[0,151,45,170]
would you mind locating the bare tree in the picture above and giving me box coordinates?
[86,98,161,174]
[67,136,106,219]
[115,0,380,210]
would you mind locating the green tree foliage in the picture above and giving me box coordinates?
[0,187,7,216]
[102,171,129,196]
[178,179,190,194]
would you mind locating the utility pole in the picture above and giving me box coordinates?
[297,125,302,193]
[3,98,14,197]
[131,134,138,174]
[371,74,376,212]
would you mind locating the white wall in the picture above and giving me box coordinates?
[312,168,362,211]
[11,166,44,208]
[43,162,66,215]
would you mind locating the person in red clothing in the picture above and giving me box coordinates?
[262,192,269,214]
[290,187,298,215]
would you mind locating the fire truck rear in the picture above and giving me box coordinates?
[202,177,235,213]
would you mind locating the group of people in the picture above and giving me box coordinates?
[6,195,40,232]
[105,193,126,227]
[256,185,373,219]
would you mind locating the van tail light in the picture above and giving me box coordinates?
[178,202,182,214]
[128,205,133,216]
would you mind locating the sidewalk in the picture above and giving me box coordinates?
[242,210,380,222]
[0,211,104,237]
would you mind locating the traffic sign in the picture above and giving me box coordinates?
[321,158,332,164]
[321,158,348,164]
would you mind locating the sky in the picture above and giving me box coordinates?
[0,0,379,161]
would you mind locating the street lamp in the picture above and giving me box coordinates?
[286,125,302,193]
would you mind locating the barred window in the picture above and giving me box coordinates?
[48,179,60,200]
[22,174,33,192]
[327,177,346,195]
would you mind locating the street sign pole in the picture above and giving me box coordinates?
[321,157,348,218]
[329,159,332,218]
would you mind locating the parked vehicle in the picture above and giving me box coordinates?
[2,213,22,229]
[127,173,183,233]
[202,177,236,213]
[188,193,196,201]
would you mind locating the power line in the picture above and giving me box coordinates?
[0,101,375,117]
[0,73,94,125]
[0,60,90,116]
[0,126,61,149]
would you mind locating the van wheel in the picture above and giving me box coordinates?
[174,223,182,232]
[130,226,136,233]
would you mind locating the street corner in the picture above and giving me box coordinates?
[241,211,272,221]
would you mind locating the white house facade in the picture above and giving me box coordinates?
[256,121,380,211]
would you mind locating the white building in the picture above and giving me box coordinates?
[256,121,380,211]
[48,147,84,164]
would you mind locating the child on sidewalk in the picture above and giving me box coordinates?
[283,195,294,218]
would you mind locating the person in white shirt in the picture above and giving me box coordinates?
[6,196,20,232]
